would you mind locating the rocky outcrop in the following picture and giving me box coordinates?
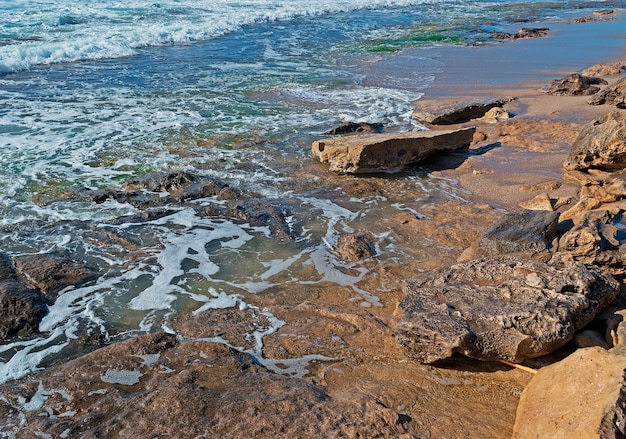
[461,210,559,261]
[412,97,512,125]
[312,128,475,173]
[542,73,608,96]
[0,255,47,340]
[582,62,625,77]
[512,347,626,439]
[492,28,549,40]
[12,254,97,301]
[588,77,626,108]
[394,257,619,364]
[563,110,626,171]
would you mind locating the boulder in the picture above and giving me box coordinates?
[412,97,512,125]
[325,121,383,135]
[512,347,626,439]
[542,73,607,96]
[312,128,475,173]
[394,257,619,364]
[588,77,626,108]
[563,110,626,172]
[335,231,377,262]
[0,255,47,340]
[492,28,549,40]
[12,254,98,302]
[467,210,559,260]
[518,193,554,211]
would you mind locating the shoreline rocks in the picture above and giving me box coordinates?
[312,128,475,173]
[412,96,512,125]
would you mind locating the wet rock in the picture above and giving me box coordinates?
[588,76,626,108]
[468,210,559,260]
[394,257,619,363]
[122,171,232,202]
[199,198,298,242]
[558,209,626,277]
[12,253,98,302]
[492,27,549,40]
[0,255,47,340]
[512,347,626,439]
[563,111,626,172]
[335,231,377,262]
[312,128,475,173]
[542,73,607,96]
[0,332,415,438]
[582,62,625,77]
[325,121,384,135]
[412,97,512,125]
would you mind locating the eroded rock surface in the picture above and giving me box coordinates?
[588,76,626,108]
[394,257,619,364]
[542,73,607,96]
[312,128,475,173]
[335,231,377,262]
[412,97,512,125]
[564,110,626,171]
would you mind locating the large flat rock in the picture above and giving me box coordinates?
[394,257,619,364]
[312,128,475,173]
[412,97,511,125]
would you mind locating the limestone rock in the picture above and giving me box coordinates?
[518,193,554,211]
[394,257,619,363]
[0,255,47,340]
[492,28,549,40]
[12,254,97,302]
[477,107,510,122]
[335,231,377,262]
[412,97,512,125]
[588,76,626,108]
[542,73,607,96]
[472,210,559,260]
[563,111,626,172]
[512,347,626,439]
[312,128,475,173]
[582,62,625,77]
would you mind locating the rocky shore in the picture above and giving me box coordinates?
[1,11,626,439]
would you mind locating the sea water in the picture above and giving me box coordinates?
[0,0,624,383]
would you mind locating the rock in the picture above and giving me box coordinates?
[122,171,231,202]
[559,198,603,224]
[582,62,625,77]
[573,330,610,349]
[311,128,476,173]
[335,231,377,262]
[477,107,510,122]
[12,254,98,302]
[412,97,512,125]
[325,121,384,135]
[558,209,626,276]
[394,257,620,364]
[0,255,47,340]
[588,77,626,108]
[518,193,554,211]
[472,210,559,260]
[512,347,626,439]
[563,111,626,172]
[492,28,549,40]
[542,73,608,96]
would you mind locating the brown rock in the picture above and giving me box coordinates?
[512,347,626,439]
[588,77,626,108]
[412,97,512,125]
[492,28,549,40]
[335,231,377,261]
[563,111,626,172]
[542,73,607,96]
[518,193,554,211]
[394,257,619,364]
[582,62,625,77]
[324,121,383,135]
[312,128,475,173]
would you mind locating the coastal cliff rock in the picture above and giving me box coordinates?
[512,347,626,439]
[0,255,47,340]
[394,257,619,364]
[563,110,626,171]
[412,97,512,125]
[588,76,626,108]
[311,128,475,173]
[542,73,607,96]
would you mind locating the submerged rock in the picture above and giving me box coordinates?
[564,110,626,171]
[512,347,626,439]
[312,128,475,173]
[412,97,512,125]
[492,27,549,40]
[542,73,607,96]
[394,257,619,364]
[588,76,626,108]
[0,255,47,340]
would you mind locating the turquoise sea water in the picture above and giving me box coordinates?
[0,0,624,383]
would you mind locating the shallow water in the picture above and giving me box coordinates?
[1,0,625,383]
